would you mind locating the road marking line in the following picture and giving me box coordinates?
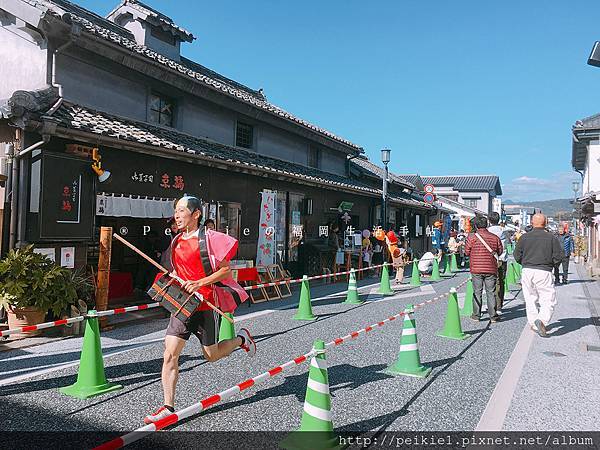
[475,320,534,431]
[0,337,165,387]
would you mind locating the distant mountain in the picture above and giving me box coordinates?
[503,198,573,218]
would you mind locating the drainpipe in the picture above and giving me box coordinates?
[7,28,77,249]
[8,139,46,249]
[46,38,75,116]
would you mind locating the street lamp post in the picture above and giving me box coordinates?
[381,148,391,230]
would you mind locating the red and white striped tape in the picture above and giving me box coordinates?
[94,279,468,450]
[0,302,161,338]
[243,262,395,291]
[0,316,86,338]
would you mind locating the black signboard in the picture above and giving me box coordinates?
[39,152,95,240]
[100,148,208,199]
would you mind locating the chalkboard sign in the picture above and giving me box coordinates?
[39,152,95,241]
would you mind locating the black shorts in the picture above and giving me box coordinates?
[165,310,221,346]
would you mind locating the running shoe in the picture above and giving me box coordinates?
[534,319,547,337]
[238,328,256,357]
[144,406,174,424]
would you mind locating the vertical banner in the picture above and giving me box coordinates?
[256,190,276,267]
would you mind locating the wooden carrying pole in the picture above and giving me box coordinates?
[97,227,113,328]
[112,233,234,324]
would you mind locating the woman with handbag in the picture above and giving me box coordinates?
[144,196,256,424]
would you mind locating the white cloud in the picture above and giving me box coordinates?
[502,172,580,201]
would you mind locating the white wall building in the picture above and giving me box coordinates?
[572,114,600,274]
[421,175,503,216]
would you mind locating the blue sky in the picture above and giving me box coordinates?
[82,0,600,201]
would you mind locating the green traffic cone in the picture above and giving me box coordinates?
[59,311,122,399]
[294,276,317,321]
[515,262,522,280]
[430,257,441,281]
[506,263,515,286]
[343,269,363,304]
[450,253,458,272]
[436,288,469,340]
[444,254,452,276]
[218,312,235,342]
[410,261,421,287]
[280,340,343,450]
[459,279,474,317]
[377,264,394,295]
[387,304,432,378]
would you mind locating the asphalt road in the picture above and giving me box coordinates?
[0,269,529,448]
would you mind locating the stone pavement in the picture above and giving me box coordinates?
[477,260,600,431]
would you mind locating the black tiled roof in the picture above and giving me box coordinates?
[51,102,374,193]
[46,102,433,210]
[351,157,415,189]
[395,174,424,191]
[574,113,600,129]
[107,0,195,42]
[25,0,362,151]
[421,175,502,195]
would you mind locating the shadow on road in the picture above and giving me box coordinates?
[0,354,204,397]
[174,363,394,428]
[546,317,597,337]
[337,325,490,435]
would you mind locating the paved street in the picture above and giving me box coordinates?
[3,261,598,448]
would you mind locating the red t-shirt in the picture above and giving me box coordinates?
[172,232,214,311]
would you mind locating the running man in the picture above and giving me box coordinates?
[144,196,256,424]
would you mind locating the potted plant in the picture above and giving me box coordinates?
[0,245,79,336]
[61,268,95,336]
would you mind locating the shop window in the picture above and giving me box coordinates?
[149,92,175,127]
[308,146,320,169]
[236,121,254,149]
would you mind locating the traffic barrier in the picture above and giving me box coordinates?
[430,258,441,281]
[459,278,474,317]
[59,311,122,399]
[450,253,459,272]
[0,302,160,338]
[2,260,443,340]
[96,278,470,450]
[280,340,339,450]
[218,313,236,342]
[293,276,317,321]
[243,262,393,291]
[343,268,363,305]
[436,288,469,340]
[377,264,394,295]
[410,261,421,287]
[386,304,431,378]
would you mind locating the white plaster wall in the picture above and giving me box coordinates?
[584,143,600,194]
[0,17,48,99]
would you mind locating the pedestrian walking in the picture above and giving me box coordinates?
[465,215,503,323]
[554,224,574,285]
[488,212,510,311]
[513,213,563,337]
